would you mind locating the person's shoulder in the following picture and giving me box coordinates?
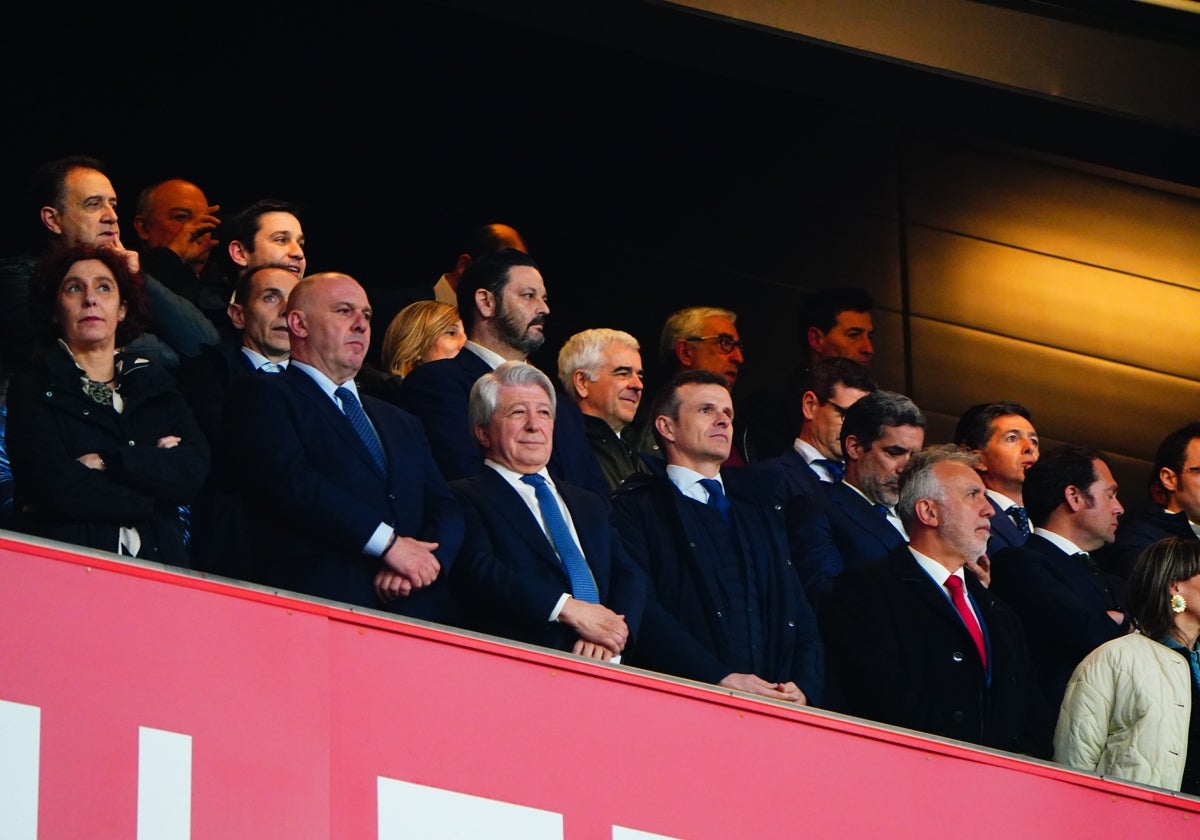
[723,464,786,505]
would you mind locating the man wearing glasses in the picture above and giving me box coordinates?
[638,306,751,465]
[757,357,876,505]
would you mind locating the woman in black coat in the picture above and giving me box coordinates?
[6,244,208,566]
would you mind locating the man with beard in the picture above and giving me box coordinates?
[824,445,1048,756]
[399,248,607,494]
[790,389,926,613]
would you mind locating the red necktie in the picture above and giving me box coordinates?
[945,575,987,669]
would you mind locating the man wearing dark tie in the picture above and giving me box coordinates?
[954,401,1040,560]
[447,361,645,661]
[611,370,824,705]
[824,444,1048,756]
[178,264,299,576]
[788,389,925,611]
[989,443,1129,728]
[398,248,607,495]
[756,356,876,503]
[221,272,463,619]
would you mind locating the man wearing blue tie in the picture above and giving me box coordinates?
[954,401,1040,561]
[221,272,464,619]
[447,361,645,661]
[612,370,824,705]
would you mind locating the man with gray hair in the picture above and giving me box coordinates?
[824,444,1047,755]
[790,389,926,610]
[448,361,645,661]
[558,327,651,490]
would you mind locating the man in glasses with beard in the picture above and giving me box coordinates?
[399,248,607,494]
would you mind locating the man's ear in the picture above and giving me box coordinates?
[40,206,63,235]
[572,370,591,401]
[228,240,250,268]
[806,326,826,356]
[475,288,496,320]
[132,215,150,242]
[1064,484,1085,513]
[285,309,307,338]
[674,340,694,367]
[843,434,864,461]
[914,498,938,528]
[654,414,676,446]
[228,302,247,331]
[1161,466,1180,494]
[453,253,472,277]
[800,390,820,422]
[472,423,491,451]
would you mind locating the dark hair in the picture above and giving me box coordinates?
[806,357,877,402]
[1022,443,1104,527]
[649,369,730,450]
[798,286,874,339]
[457,247,541,334]
[30,243,149,351]
[1153,422,1200,479]
[219,198,301,260]
[954,401,1033,451]
[840,389,925,452]
[29,155,109,214]
[233,262,293,306]
[1126,537,1200,640]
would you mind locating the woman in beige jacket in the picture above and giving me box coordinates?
[1054,536,1200,794]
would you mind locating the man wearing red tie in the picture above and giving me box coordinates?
[824,444,1049,757]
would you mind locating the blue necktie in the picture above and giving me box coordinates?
[334,386,386,474]
[521,473,600,603]
[699,478,731,522]
[813,458,845,482]
[874,502,890,519]
[1008,504,1031,537]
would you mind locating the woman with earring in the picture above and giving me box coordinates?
[1054,536,1200,794]
[5,244,208,566]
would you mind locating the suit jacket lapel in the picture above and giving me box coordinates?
[834,483,902,547]
[479,468,570,577]
[283,366,381,474]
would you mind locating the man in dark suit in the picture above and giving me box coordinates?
[990,443,1130,722]
[825,444,1048,756]
[1104,422,1200,578]
[954,401,1040,559]
[612,370,824,705]
[222,272,464,619]
[789,389,926,611]
[179,264,299,576]
[756,356,876,503]
[448,361,644,660]
[398,248,607,495]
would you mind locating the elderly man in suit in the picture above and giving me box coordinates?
[990,443,1129,721]
[398,248,607,495]
[448,361,645,661]
[612,370,824,705]
[954,401,1040,558]
[789,389,926,612]
[221,272,463,619]
[825,444,1048,756]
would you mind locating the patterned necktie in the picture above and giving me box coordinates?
[1007,504,1031,537]
[813,458,845,482]
[945,574,988,669]
[334,386,386,474]
[698,478,731,522]
[520,474,600,603]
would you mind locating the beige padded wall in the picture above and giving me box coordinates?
[903,138,1200,496]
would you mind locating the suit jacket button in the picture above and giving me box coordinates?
[951,651,964,662]
[787,621,795,628]
[715,610,723,619]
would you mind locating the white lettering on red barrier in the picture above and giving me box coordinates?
[378,777,563,838]
[0,699,40,840]
[137,726,192,840]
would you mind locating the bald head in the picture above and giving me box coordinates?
[286,272,373,384]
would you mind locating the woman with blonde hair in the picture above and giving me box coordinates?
[1054,535,1200,794]
[381,300,466,380]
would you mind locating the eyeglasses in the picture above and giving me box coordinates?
[685,334,744,354]
[819,399,854,419]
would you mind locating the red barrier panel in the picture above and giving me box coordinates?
[2,532,1198,838]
